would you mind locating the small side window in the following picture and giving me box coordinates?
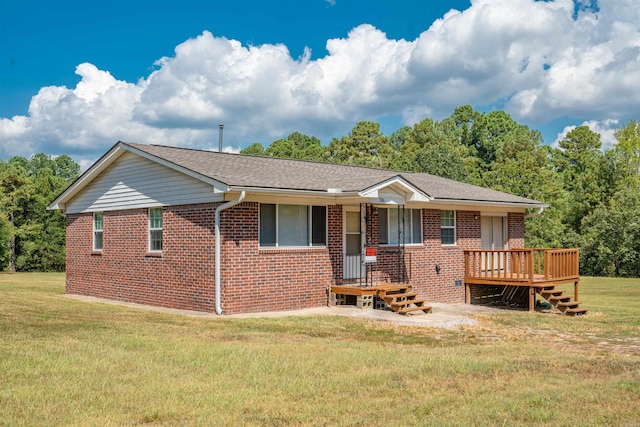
[93,212,103,251]
[441,210,456,245]
[149,208,163,252]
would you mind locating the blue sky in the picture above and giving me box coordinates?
[1,0,636,168]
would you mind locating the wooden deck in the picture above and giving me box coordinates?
[464,248,581,312]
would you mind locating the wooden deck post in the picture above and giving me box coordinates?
[465,282,470,304]
[574,281,579,303]
[529,287,535,312]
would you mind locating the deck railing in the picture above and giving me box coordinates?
[541,248,580,281]
[464,248,580,285]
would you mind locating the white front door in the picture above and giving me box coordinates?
[343,208,364,280]
[481,216,507,270]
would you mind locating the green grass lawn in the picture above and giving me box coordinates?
[1,274,639,426]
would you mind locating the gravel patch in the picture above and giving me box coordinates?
[228,303,503,329]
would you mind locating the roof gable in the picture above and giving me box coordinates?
[48,142,228,211]
[64,151,224,214]
[359,176,431,204]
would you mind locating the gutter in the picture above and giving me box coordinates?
[229,185,360,197]
[524,206,545,219]
[214,191,246,315]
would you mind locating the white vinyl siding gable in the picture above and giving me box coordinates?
[66,152,222,214]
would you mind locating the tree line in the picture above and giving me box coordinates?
[0,154,79,272]
[242,105,640,277]
[1,105,639,276]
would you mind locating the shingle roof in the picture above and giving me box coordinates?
[123,142,543,207]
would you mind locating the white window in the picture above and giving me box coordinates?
[378,207,422,245]
[259,204,327,247]
[149,208,163,252]
[441,210,456,245]
[93,212,103,251]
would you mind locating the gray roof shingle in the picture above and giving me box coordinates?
[123,141,544,206]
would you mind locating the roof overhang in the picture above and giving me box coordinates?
[429,197,548,210]
[47,141,230,211]
[231,176,433,205]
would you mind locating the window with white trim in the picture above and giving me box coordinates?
[441,210,456,245]
[259,204,327,247]
[378,207,422,245]
[93,212,103,251]
[149,208,163,252]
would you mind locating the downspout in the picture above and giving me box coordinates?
[215,191,246,315]
[524,206,545,219]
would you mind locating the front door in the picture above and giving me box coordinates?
[343,208,364,280]
[481,216,507,270]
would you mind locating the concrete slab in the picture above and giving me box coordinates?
[63,294,502,329]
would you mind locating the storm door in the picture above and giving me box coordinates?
[343,208,365,280]
[481,216,508,271]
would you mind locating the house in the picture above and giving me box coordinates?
[48,141,582,315]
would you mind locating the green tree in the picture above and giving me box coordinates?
[480,122,570,248]
[467,110,520,171]
[0,153,79,272]
[605,120,640,190]
[0,162,38,272]
[0,211,10,269]
[391,116,477,182]
[556,126,606,232]
[581,187,640,276]
[389,126,411,151]
[17,167,68,271]
[240,142,267,156]
[54,154,81,181]
[326,121,393,168]
[265,132,325,161]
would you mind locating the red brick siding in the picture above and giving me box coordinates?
[327,205,344,285]
[395,209,480,303]
[219,202,332,314]
[508,212,525,248]
[65,202,527,313]
[66,204,217,312]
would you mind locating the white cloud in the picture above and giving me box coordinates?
[554,119,620,149]
[1,0,639,165]
[222,146,241,154]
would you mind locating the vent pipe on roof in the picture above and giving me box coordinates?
[218,124,224,152]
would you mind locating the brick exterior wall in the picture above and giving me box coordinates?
[66,204,217,312]
[65,202,527,314]
[508,212,525,248]
[219,202,332,314]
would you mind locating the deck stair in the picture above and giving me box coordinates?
[378,285,432,315]
[539,285,588,316]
